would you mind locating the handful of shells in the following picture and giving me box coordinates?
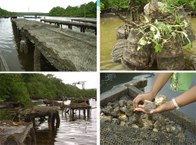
[144,95,167,112]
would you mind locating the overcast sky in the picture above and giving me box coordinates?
[42,72,98,89]
[0,0,96,13]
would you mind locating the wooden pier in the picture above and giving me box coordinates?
[71,18,96,24]
[12,19,96,71]
[24,106,60,129]
[0,122,36,145]
[63,102,91,120]
[40,19,96,34]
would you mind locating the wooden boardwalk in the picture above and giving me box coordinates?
[12,19,96,71]
[40,19,96,34]
[71,18,96,24]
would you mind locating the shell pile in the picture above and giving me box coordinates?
[100,96,185,141]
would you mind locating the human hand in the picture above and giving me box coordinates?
[133,92,154,109]
[134,100,175,114]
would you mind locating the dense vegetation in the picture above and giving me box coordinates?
[0,8,15,16]
[0,74,96,104]
[100,0,196,12]
[49,1,96,17]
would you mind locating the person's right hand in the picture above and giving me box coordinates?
[133,92,154,109]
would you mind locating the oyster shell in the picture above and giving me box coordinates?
[155,95,167,105]
[144,102,156,112]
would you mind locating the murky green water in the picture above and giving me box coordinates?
[100,16,125,70]
[100,16,196,70]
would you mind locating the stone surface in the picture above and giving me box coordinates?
[12,19,96,71]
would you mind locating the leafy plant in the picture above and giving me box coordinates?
[136,5,192,53]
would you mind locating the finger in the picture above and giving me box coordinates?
[134,108,149,114]
[144,100,152,103]
[138,104,145,108]
[133,97,139,108]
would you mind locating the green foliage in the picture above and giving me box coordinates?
[137,5,192,53]
[160,0,196,11]
[100,0,148,12]
[0,74,96,104]
[0,8,16,16]
[49,2,96,17]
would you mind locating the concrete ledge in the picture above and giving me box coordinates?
[12,19,96,71]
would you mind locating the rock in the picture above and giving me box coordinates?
[144,102,156,112]
[126,100,133,107]
[125,109,134,116]
[112,118,120,125]
[166,125,173,133]
[100,115,112,123]
[153,120,161,130]
[119,100,126,107]
[120,106,127,113]
[153,128,158,132]
[178,132,185,142]
[113,106,120,114]
[142,126,151,130]
[128,115,136,124]
[120,121,126,126]
[142,119,153,127]
[102,106,113,114]
[107,102,114,107]
[144,1,165,15]
[118,114,128,122]
[110,111,118,117]
[131,124,139,128]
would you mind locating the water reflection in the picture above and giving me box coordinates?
[0,18,23,70]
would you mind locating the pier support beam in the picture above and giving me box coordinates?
[34,46,41,71]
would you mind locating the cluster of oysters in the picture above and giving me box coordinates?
[100,95,185,141]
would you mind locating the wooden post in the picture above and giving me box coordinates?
[87,108,90,119]
[83,109,86,117]
[34,46,41,71]
[68,25,72,29]
[56,112,60,128]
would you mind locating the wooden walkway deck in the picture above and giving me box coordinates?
[12,19,96,71]
[40,19,96,34]
[71,18,96,24]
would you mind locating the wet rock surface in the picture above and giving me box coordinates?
[100,95,188,143]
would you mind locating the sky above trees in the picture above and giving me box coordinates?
[0,0,96,12]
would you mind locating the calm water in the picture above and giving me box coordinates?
[0,16,95,71]
[36,99,97,145]
[100,16,196,70]
[100,73,196,120]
